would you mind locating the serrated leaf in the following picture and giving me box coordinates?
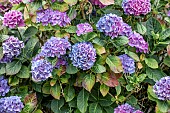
[82,74,95,92]
[145,58,158,69]
[17,66,30,78]
[89,103,102,113]
[77,89,89,113]
[6,60,22,75]
[50,83,61,99]
[64,85,75,102]
[24,26,38,37]
[100,84,109,97]
[114,36,129,46]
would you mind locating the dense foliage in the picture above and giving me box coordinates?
[0,0,170,113]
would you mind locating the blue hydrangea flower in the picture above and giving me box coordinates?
[153,76,170,100]
[0,36,24,63]
[114,103,135,113]
[0,96,24,113]
[31,55,53,82]
[40,37,71,58]
[0,76,10,96]
[119,54,135,74]
[96,13,132,39]
[69,42,96,70]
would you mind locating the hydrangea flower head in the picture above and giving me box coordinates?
[31,55,53,82]
[0,3,12,14]
[153,76,170,100]
[0,36,24,63]
[3,10,25,28]
[76,23,93,36]
[89,0,106,8]
[9,0,22,4]
[128,32,149,53]
[122,0,151,16]
[114,103,135,113]
[0,76,10,96]
[69,42,96,70]
[0,96,24,113]
[119,54,135,74]
[40,37,71,58]
[96,13,132,38]
[55,57,67,69]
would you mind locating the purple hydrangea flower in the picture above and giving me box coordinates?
[76,23,93,36]
[0,36,24,63]
[153,76,170,100]
[0,3,12,14]
[9,0,22,4]
[114,103,135,113]
[89,0,106,8]
[69,42,96,70]
[0,96,24,113]
[40,37,71,58]
[3,10,25,28]
[128,32,149,53]
[119,54,135,74]
[36,8,70,27]
[133,110,144,113]
[96,13,132,39]
[31,55,53,82]
[122,0,151,16]
[0,76,10,96]
[55,57,67,69]
[167,10,170,17]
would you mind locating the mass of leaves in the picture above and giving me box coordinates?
[0,0,170,113]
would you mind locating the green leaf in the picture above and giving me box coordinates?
[115,84,121,96]
[157,100,169,113]
[42,81,51,94]
[104,106,114,113]
[17,66,30,78]
[163,56,170,67]
[126,84,134,91]
[82,74,95,92]
[64,26,77,33]
[34,109,43,113]
[66,64,78,74]
[100,84,109,97]
[146,17,162,36]
[159,28,170,41]
[51,2,69,12]
[50,83,61,99]
[125,50,140,62]
[77,89,89,113]
[64,85,75,102]
[106,56,123,73]
[0,64,6,75]
[136,23,147,35]
[91,64,106,74]
[114,36,129,46]
[89,103,102,113]
[6,60,22,75]
[86,32,97,41]
[94,44,106,55]
[145,58,158,69]
[147,85,159,101]
[51,98,64,113]
[8,76,19,86]
[63,0,77,5]
[137,74,147,83]
[23,26,38,37]
[0,47,3,60]
[99,95,113,106]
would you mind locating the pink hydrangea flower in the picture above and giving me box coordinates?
[76,23,93,36]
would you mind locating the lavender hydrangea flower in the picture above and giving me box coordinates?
[76,23,93,36]
[153,76,170,100]
[167,10,170,17]
[31,55,53,82]
[0,36,24,63]
[96,13,132,39]
[0,76,10,96]
[119,54,135,74]
[114,103,135,113]
[0,96,24,113]
[69,42,96,70]
[55,57,67,69]
[40,37,71,58]
[128,32,149,53]
[122,0,151,16]
[9,0,22,4]
[133,110,144,113]
[3,10,25,28]
[89,0,106,8]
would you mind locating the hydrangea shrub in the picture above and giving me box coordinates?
[0,0,170,113]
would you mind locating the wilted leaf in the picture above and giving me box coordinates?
[100,84,109,97]
[24,93,37,109]
[64,0,77,5]
[99,0,114,5]
[82,74,95,92]
[50,83,61,99]
[167,45,170,56]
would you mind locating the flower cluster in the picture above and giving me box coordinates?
[0,76,10,96]
[0,3,12,14]
[96,13,132,39]
[31,55,53,82]
[36,8,70,27]
[55,57,67,69]
[122,0,151,16]
[3,10,25,28]
[153,76,170,100]
[128,32,149,53]
[114,103,143,113]
[9,0,22,4]
[76,23,93,36]
[167,10,170,17]
[119,54,135,74]
[69,42,96,70]
[89,0,106,8]
[40,37,71,58]
[0,36,24,63]
[0,96,24,113]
